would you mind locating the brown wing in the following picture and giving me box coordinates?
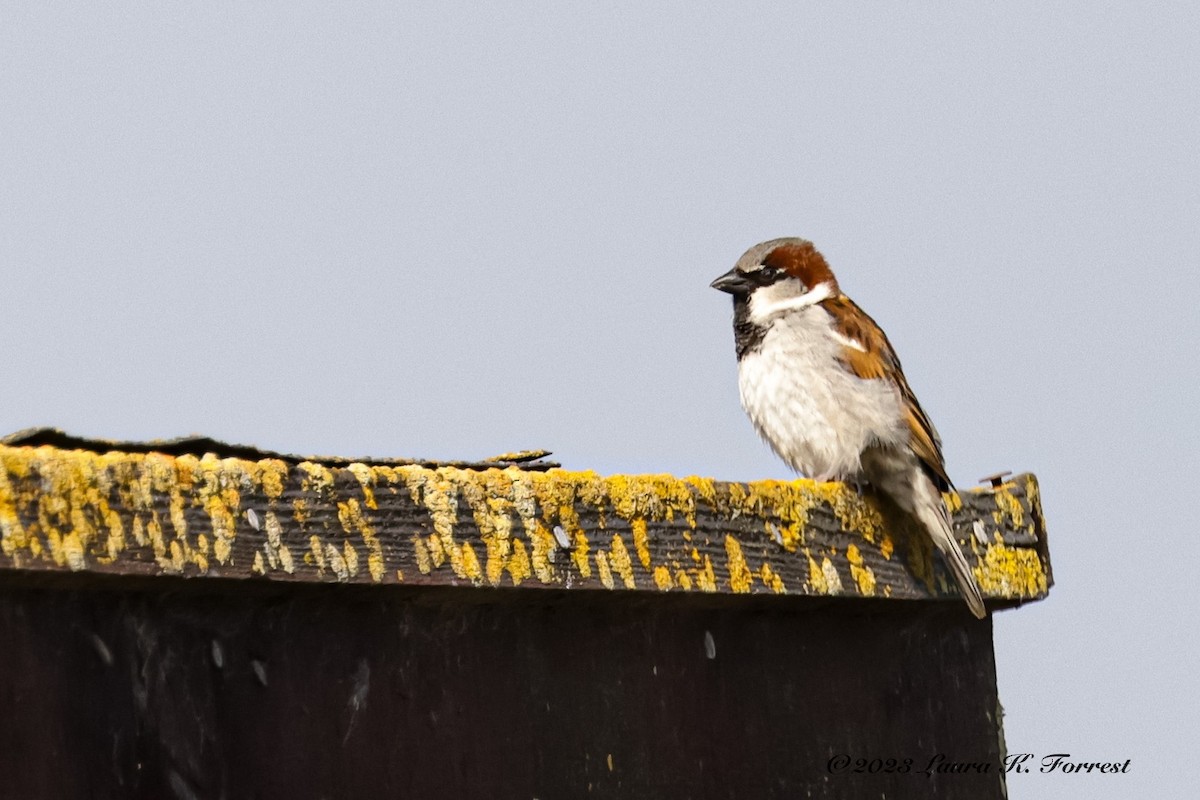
[820,295,954,492]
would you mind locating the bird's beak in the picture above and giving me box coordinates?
[710,268,750,295]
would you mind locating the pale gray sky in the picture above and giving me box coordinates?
[3,4,1196,797]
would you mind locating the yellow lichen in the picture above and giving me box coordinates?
[507,538,531,585]
[729,479,811,550]
[724,535,753,593]
[194,456,242,567]
[168,539,185,573]
[62,530,87,571]
[609,534,637,589]
[675,568,693,590]
[653,565,674,590]
[595,550,614,589]
[1025,475,1042,518]
[631,518,651,568]
[695,554,717,592]
[255,459,288,500]
[426,532,445,568]
[298,462,334,494]
[0,459,29,557]
[459,472,516,587]
[415,473,463,578]
[461,542,483,583]
[528,521,557,583]
[262,511,287,573]
[880,532,895,561]
[309,535,326,572]
[807,551,828,594]
[571,531,592,578]
[821,557,843,594]
[993,488,1025,529]
[146,515,166,565]
[277,544,293,574]
[413,535,432,574]
[342,540,359,577]
[976,542,1047,597]
[605,474,693,524]
[0,444,1048,605]
[347,463,378,509]
[684,475,717,510]
[760,562,785,593]
[337,498,384,583]
[326,542,349,581]
[846,543,876,597]
[487,450,548,463]
[822,484,885,544]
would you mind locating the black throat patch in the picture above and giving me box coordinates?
[731,296,767,360]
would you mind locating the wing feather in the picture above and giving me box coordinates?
[820,295,953,491]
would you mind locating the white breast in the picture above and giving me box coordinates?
[737,307,907,480]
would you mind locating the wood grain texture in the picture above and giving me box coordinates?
[0,581,1007,800]
[0,441,1050,608]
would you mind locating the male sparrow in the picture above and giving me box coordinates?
[711,237,986,619]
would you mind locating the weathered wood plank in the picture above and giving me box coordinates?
[0,581,1008,800]
[0,435,1035,798]
[0,441,1050,607]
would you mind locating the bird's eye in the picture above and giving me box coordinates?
[756,265,783,283]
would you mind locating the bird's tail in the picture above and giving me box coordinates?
[915,500,987,619]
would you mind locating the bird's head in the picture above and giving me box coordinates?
[710,238,840,324]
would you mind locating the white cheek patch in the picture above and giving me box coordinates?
[748,280,835,325]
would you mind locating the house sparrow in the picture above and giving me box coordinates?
[711,237,986,619]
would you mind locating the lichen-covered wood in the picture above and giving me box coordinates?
[0,439,1050,607]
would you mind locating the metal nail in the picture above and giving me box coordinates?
[978,471,1012,488]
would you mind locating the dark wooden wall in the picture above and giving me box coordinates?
[0,576,1005,799]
